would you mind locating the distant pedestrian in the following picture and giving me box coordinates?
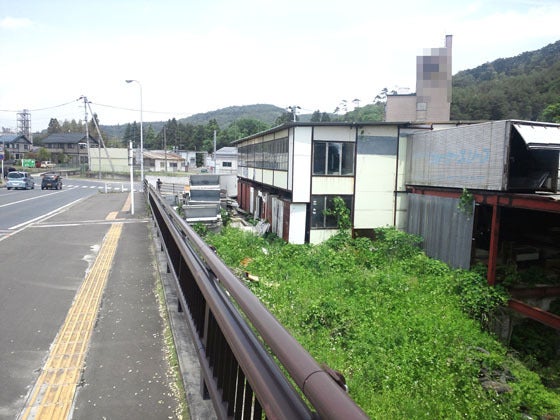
[156,178,162,192]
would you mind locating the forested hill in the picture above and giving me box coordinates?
[451,40,560,121]
[180,104,284,127]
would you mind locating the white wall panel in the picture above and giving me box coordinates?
[311,177,354,195]
[313,126,355,142]
[273,171,288,189]
[291,127,312,202]
[262,169,274,185]
[309,229,338,244]
[288,203,307,244]
[354,134,398,228]
[271,196,284,238]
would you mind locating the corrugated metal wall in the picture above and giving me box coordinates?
[407,194,474,269]
[406,121,508,190]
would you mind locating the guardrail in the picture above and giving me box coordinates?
[145,182,369,419]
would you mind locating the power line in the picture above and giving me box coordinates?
[0,99,79,113]
[91,101,192,117]
[1,98,186,117]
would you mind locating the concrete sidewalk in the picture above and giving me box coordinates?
[11,190,215,419]
[69,192,184,419]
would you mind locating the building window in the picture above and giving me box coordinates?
[222,161,232,167]
[313,141,354,175]
[311,195,353,228]
[238,136,288,171]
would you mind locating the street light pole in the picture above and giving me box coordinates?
[125,79,144,187]
[129,140,135,215]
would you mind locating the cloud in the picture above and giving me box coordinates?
[0,16,33,29]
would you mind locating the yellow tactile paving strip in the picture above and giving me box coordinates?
[121,192,132,213]
[20,222,123,420]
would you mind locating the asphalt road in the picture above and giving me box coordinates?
[0,177,138,239]
[0,181,182,419]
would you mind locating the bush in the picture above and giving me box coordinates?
[207,227,560,419]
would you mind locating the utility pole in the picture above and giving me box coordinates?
[213,130,217,173]
[288,105,301,122]
[81,96,91,171]
[1,139,4,181]
[163,126,167,173]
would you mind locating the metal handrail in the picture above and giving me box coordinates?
[145,182,369,419]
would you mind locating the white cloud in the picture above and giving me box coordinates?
[0,16,33,29]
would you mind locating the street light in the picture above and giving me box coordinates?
[125,79,144,187]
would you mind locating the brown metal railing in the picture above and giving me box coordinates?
[145,182,369,419]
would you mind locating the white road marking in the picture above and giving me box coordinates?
[8,197,87,230]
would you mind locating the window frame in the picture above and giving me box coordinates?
[312,141,354,176]
[310,194,353,229]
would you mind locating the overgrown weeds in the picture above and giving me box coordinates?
[206,226,560,419]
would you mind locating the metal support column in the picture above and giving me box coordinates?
[487,204,501,286]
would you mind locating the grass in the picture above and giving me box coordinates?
[206,226,560,419]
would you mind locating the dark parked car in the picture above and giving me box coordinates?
[41,174,62,190]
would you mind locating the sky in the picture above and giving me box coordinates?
[1,0,559,132]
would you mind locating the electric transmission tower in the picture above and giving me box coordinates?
[17,109,32,143]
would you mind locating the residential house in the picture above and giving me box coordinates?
[0,134,33,160]
[41,133,99,166]
[175,150,208,171]
[143,150,186,172]
[214,146,237,174]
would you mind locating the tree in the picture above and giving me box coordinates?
[37,147,51,162]
[275,112,293,125]
[338,103,384,122]
[61,119,83,133]
[311,110,332,122]
[47,118,62,134]
[218,118,269,146]
[540,102,560,123]
[143,125,157,150]
[310,110,322,122]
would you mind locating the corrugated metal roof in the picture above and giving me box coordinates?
[513,122,560,150]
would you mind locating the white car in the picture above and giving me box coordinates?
[6,171,35,190]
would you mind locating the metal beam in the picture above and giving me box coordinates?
[508,299,560,330]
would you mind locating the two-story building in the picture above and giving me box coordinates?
[233,122,417,244]
[0,134,33,160]
[41,133,99,166]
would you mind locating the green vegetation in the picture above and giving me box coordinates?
[205,227,560,419]
[452,40,560,121]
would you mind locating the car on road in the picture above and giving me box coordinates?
[41,173,62,190]
[40,161,56,168]
[6,171,35,190]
